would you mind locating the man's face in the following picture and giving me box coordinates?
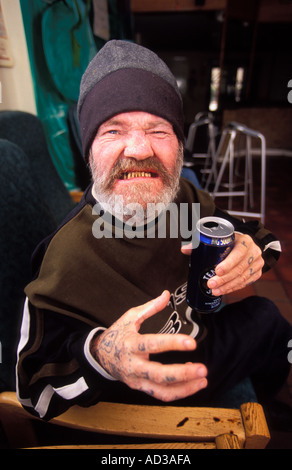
[89,111,183,220]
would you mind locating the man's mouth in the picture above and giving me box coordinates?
[120,171,158,180]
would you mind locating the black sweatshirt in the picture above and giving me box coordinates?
[16,179,280,420]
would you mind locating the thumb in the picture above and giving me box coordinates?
[134,290,170,330]
[181,242,192,256]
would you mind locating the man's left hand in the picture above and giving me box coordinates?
[181,233,264,296]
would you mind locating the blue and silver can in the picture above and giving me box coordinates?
[187,216,235,313]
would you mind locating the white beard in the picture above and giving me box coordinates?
[90,146,183,225]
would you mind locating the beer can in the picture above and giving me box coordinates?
[186,216,235,313]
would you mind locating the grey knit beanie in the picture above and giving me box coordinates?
[77,40,184,162]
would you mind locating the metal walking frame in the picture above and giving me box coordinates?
[204,121,266,223]
[185,112,217,184]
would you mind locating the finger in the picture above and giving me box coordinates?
[134,290,171,330]
[210,260,263,296]
[208,235,262,287]
[209,251,263,293]
[135,376,208,402]
[215,234,255,277]
[133,360,208,385]
[132,332,197,355]
[211,269,262,295]
[181,242,192,256]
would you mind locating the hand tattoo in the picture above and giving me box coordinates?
[98,330,118,353]
[138,342,146,352]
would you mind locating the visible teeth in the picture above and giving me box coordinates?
[123,171,152,179]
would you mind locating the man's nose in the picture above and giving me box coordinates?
[123,131,154,159]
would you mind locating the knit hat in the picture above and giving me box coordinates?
[77,40,184,162]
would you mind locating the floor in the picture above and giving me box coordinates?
[205,154,292,449]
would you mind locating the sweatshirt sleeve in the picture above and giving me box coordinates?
[213,207,281,272]
[16,299,117,421]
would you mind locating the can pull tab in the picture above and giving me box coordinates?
[202,221,219,233]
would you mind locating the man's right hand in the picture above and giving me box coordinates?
[90,290,208,402]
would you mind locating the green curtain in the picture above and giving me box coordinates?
[20,0,132,190]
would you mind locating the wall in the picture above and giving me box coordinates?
[0,0,36,114]
[223,107,292,151]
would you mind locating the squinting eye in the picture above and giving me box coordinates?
[108,130,119,134]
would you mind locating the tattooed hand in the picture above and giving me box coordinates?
[90,290,208,402]
[182,232,264,296]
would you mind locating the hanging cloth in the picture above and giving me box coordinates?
[41,0,96,102]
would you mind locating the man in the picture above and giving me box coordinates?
[16,40,291,421]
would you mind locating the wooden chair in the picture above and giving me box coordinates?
[0,391,270,449]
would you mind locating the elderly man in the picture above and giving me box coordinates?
[17,40,291,421]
